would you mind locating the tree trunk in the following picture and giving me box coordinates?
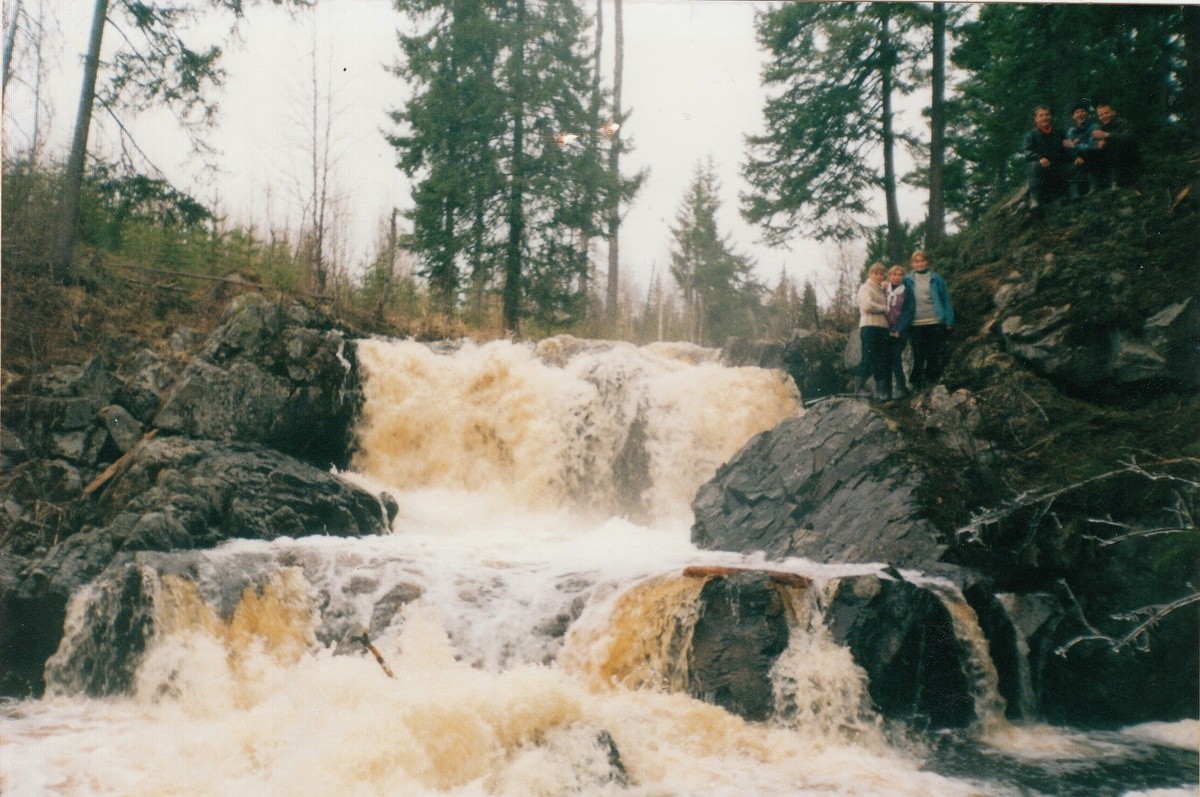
[926,2,947,247]
[502,0,527,336]
[50,0,107,282]
[2,0,23,98]
[878,7,903,265]
[605,0,624,326]
[580,0,602,308]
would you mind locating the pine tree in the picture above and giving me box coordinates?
[669,159,763,346]
[389,0,622,334]
[799,279,820,331]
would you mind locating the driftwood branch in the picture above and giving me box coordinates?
[356,628,395,678]
[83,429,158,497]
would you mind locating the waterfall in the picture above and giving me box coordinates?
[924,580,1008,728]
[351,336,800,521]
[9,336,1196,797]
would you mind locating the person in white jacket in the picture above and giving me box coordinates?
[856,262,890,400]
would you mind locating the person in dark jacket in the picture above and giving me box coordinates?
[1092,103,1142,188]
[1063,102,1101,200]
[1025,106,1070,208]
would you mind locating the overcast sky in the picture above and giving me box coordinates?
[5,0,931,300]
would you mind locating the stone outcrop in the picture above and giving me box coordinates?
[2,435,391,696]
[0,298,390,697]
[692,398,948,567]
[153,293,362,469]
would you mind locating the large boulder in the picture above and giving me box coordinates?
[1,434,392,697]
[691,398,951,567]
[824,574,981,729]
[686,571,790,721]
[153,294,362,469]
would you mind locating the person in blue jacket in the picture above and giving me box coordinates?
[1063,102,1101,200]
[906,250,954,391]
[883,264,915,400]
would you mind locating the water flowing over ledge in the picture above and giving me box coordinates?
[3,332,1196,796]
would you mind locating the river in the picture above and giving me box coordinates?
[2,337,1195,796]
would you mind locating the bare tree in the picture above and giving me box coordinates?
[2,0,23,98]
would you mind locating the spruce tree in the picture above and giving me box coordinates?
[670,160,762,346]
[742,2,918,262]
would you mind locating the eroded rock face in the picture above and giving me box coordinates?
[692,398,946,568]
[686,572,790,721]
[1,435,392,697]
[996,288,1200,396]
[824,574,976,729]
[42,548,426,698]
[153,294,361,469]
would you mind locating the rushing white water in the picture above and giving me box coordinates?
[2,337,1195,797]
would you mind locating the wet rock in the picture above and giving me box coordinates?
[686,572,790,721]
[368,581,424,638]
[692,398,947,568]
[824,574,975,729]
[0,435,390,697]
[153,294,361,469]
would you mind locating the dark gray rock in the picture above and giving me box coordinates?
[153,294,362,469]
[98,405,143,453]
[1,434,390,697]
[781,329,848,401]
[824,574,975,729]
[686,572,790,721]
[692,398,946,567]
[998,295,1200,395]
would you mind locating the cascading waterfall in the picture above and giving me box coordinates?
[4,336,1197,797]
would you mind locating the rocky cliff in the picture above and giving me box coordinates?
[695,150,1200,728]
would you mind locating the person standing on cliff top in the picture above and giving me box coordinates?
[1024,106,1070,210]
[906,251,954,392]
[856,263,890,401]
[884,264,915,400]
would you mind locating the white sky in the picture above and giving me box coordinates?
[3,0,932,300]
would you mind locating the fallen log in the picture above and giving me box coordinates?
[682,565,812,590]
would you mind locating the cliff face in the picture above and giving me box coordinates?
[697,146,1200,728]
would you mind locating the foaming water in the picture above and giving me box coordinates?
[4,338,1196,796]
[352,336,799,521]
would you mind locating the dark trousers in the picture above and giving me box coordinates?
[1069,151,1106,199]
[882,333,908,395]
[858,326,890,393]
[909,324,947,389]
[1028,161,1067,206]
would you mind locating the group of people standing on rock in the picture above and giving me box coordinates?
[1025,101,1141,210]
[856,250,955,402]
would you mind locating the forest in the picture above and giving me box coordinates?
[2,1,1199,357]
